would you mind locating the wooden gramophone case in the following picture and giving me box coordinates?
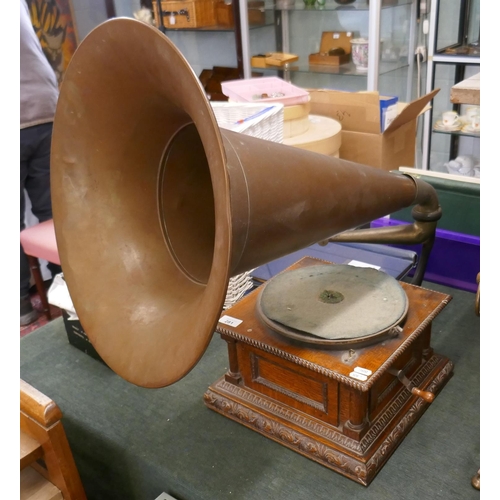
[204,257,454,486]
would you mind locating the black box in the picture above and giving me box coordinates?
[62,310,108,366]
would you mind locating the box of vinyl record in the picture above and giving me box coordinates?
[62,310,108,366]
[48,273,108,366]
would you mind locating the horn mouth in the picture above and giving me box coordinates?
[158,122,216,285]
[51,18,232,387]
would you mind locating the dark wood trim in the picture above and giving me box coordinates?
[231,0,244,78]
[105,0,116,18]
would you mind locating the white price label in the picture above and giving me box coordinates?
[219,315,243,327]
[169,15,175,25]
[349,371,368,382]
[348,260,381,270]
[354,367,372,377]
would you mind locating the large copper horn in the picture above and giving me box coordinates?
[51,18,440,388]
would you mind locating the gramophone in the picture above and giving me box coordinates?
[51,18,453,486]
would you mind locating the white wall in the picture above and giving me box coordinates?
[71,0,109,40]
[114,0,141,17]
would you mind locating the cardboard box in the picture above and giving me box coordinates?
[379,95,398,132]
[62,310,108,366]
[309,32,353,66]
[308,88,439,171]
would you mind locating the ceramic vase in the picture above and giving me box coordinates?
[350,38,369,71]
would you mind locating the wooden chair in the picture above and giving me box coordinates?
[20,379,87,500]
[20,219,60,321]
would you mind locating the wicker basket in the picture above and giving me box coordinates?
[211,102,284,308]
[211,101,284,143]
[152,0,216,29]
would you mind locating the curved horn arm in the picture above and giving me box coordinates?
[320,175,442,286]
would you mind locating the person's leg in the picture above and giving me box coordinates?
[24,122,53,222]
[24,122,62,278]
[20,126,39,326]
[20,151,30,297]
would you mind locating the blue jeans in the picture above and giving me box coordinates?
[20,122,60,297]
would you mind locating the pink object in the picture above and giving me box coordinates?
[221,77,310,106]
[20,219,60,265]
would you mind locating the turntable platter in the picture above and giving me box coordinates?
[257,264,408,346]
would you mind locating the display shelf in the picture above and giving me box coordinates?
[251,58,408,76]
[432,127,480,139]
[154,0,275,33]
[432,53,480,64]
[246,0,417,96]
[422,0,480,173]
[262,0,413,13]
[160,20,275,32]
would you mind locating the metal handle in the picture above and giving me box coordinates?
[388,368,435,403]
[411,386,435,403]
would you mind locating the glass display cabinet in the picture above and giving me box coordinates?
[145,1,420,101]
[239,0,418,100]
[421,0,480,175]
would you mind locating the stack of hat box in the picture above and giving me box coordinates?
[223,99,342,157]
[282,101,342,157]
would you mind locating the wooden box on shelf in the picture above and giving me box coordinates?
[251,52,299,68]
[215,0,265,28]
[152,0,217,29]
[309,31,353,66]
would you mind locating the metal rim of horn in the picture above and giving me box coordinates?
[51,18,441,389]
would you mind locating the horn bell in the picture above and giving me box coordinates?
[51,18,424,388]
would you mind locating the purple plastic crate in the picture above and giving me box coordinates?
[371,218,479,293]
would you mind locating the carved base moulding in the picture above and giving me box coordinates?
[205,356,452,486]
[203,257,454,486]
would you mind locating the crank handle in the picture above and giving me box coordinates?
[410,387,435,403]
[389,369,435,403]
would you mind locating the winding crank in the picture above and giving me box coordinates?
[388,368,435,403]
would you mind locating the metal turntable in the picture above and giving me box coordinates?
[257,264,408,348]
